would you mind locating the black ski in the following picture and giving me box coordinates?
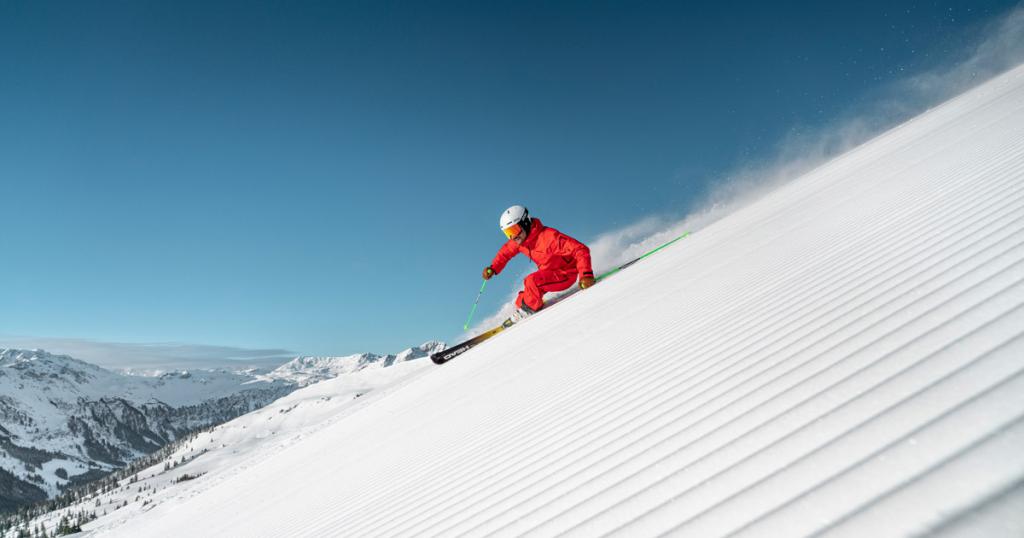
[430,323,508,364]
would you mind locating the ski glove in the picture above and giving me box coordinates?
[483,266,496,280]
[579,273,596,289]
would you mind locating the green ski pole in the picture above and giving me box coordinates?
[463,279,488,330]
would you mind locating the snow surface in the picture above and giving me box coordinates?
[76,64,1024,536]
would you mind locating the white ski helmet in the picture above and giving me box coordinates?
[499,205,529,229]
[499,205,531,237]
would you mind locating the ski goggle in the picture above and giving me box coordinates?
[502,223,523,239]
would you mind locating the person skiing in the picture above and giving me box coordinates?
[482,205,596,319]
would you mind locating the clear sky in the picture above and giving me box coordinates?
[1,0,1021,364]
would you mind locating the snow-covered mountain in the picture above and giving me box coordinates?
[0,348,295,512]
[8,64,1024,537]
[1,353,439,536]
[0,342,443,516]
[264,341,445,385]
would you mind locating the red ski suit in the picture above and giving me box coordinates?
[490,218,594,311]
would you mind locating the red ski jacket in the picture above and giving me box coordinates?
[490,218,594,278]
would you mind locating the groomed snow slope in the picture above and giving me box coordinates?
[94,66,1024,537]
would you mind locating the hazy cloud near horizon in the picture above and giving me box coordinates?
[0,336,296,371]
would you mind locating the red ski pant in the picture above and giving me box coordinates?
[515,269,577,311]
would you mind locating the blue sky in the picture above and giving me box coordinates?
[1,0,1021,365]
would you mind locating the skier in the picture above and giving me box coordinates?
[483,205,596,320]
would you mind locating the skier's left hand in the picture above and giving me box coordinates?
[579,275,596,289]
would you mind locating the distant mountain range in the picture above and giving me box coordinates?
[0,342,443,513]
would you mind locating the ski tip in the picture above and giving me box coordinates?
[431,344,469,365]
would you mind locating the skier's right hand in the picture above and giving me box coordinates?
[482,266,495,280]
